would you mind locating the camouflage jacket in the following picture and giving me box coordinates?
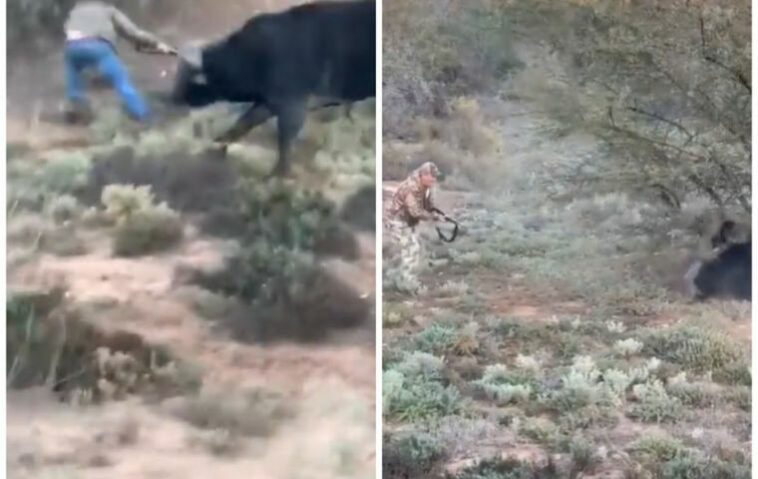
[386,170,438,227]
[64,1,166,51]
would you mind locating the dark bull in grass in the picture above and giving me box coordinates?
[170,0,376,177]
[684,220,751,302]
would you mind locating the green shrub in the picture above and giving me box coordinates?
[452,456,560,479]
[666,381,719,408]
[186,179,367,341]
[712,361,751,386]
[394,351,446,380]
[192,243,369,341]
[569,436,599,474]
[472,364,533,406]
[726,386,751,412]
[383,432,447,479]
[629,435,686,463]
[545,356,619,412]
[659,455,751,479]
[383,355,462,422]
[101,184,155,222]
[385,378,462,422]
[519,417,559,444]
[614,338,644,358]
[7,291,61,388]
[7,290,197,400]
[627,380,683,423]
[644,327,743,373]
[112,204,184,257]
[415,324,457,354]
[389,432,445,466]
[383,370,405,415]
[38,151,92,196]
[558,405,618,431]
[45,194,81,224]
[235,179,351,254]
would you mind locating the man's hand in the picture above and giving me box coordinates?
[156,42,177,55]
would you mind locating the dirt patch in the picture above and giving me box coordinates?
[474,271,588,321]
[8,377,374,479]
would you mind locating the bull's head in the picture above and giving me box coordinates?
[171,41,219,107]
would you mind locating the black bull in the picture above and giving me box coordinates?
[686,241,752,302]
[170,0,376,177]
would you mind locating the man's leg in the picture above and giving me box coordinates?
[384,219,420,293]
[399,227,422,291]
[383,218,411,292]
[63,43,94,123]
[97,45,150,122]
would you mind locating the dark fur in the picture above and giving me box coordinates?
[692,241,751,301]
[690,221,751,302]
[710,219,738,249]
[171,0,375,176]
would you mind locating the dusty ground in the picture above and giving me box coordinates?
[7,1,377,478]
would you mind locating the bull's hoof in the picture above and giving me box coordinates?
[265,169,289,180]
[265,164,292,180]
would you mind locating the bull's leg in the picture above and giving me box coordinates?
[215,103,273,144]
[270,99,307,177]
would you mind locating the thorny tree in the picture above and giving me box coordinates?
[545,0,750,212]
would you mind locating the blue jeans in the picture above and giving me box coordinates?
[64,39,149,121]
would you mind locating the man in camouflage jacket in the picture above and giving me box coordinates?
[63,1,176,123]
[384,161,442,292]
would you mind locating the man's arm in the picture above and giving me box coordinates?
[424,187,438,212]
[109,6,169,51]
[405,192,436,221]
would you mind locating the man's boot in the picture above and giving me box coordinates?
[62,99,94,125]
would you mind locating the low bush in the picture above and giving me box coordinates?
[112,204,184,257]
[171,386,293,438]
[383,432,447,479]
[384,353,462,422]
[644,327,744,373]
[627,380,683,423]
[187,180,368,341]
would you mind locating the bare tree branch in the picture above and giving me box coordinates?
[626,105,693,141]
[699,15,751,93]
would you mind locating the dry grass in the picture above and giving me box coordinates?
[170,387,294,438]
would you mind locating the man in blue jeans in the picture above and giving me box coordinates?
[63,1,176,124]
